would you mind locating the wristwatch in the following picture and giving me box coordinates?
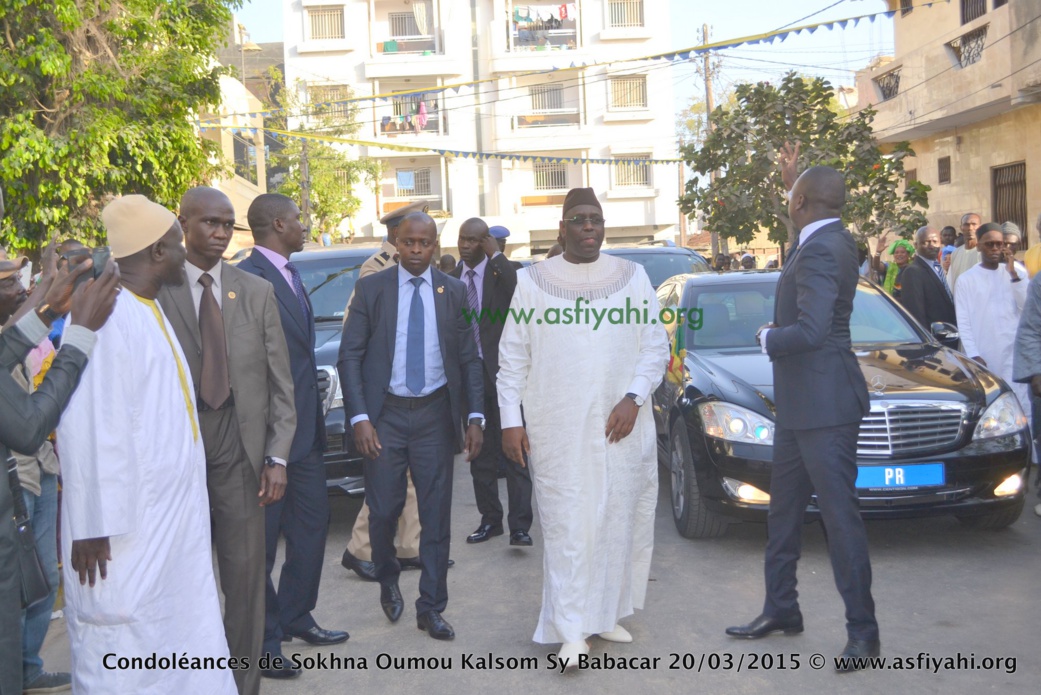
[469,417,486,431]
[1011,276,1022,283]
[264,456,278,468]
[625,392,645,407]
[35,303,61,324]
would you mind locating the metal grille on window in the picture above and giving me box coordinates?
[615,156,651,188]
[904,168,917,184]
[874,69,901,101]
[309,7,345,40]
[608,0,645,28]
[308,85,351,119]
[992,162,1027,241]
[948,25,988,68]
[609,76,648,109]
[900,0,913,16]
[530,84,564,111]
[534,162,568,191]
[389,12,420,37]
[938,156,951,185]
[961,0,986,24]
[395,168,431,197]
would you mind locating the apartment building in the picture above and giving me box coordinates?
[283,0,680,252]
[855,0,1041,241]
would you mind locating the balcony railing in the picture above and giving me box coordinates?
[379,111,441,136]
[510,28,577,51]
[947,25,988,68]
[513,109,581,128]
[608,0,645,28]
[874,69,901,101]
[377,36,437,54]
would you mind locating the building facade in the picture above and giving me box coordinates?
[856,0,1041,242]
[283,0,681,253]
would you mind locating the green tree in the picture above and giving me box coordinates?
[263,68,380,242]
[0,0,240,252]
[679,72,929,249]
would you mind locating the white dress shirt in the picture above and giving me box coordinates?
[184,261,222,313]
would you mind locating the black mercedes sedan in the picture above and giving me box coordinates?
[654,270,1029,539]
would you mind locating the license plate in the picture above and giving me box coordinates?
[856,463,945,489]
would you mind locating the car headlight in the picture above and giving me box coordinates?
[698,402,774,445]
[973,392,1028,440]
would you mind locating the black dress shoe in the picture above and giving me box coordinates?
[836,638,881,672]
[261,663,301,680]
[381,583,404,623]
[417,610,455,640]
[285,625,350,645]
[399,556,455,570]
[725,613,804,639]
[466,524,504,543]
[341,548,378,582]
[509,530,533,546]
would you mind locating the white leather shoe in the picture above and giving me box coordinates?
[597,624,633,643]
[558,641,589,670]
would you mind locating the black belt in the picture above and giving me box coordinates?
[383,385,447,410]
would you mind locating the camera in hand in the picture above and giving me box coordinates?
[60,246,111,289]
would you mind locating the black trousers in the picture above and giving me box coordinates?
[471,375,532,532]
[366,392,454,616]
[263,444,329,656]
[0,464,21,695]
[763,423,879,641]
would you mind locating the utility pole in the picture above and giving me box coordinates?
[677,161,687,247]
[300,137,312,234]
[703,24,727,258]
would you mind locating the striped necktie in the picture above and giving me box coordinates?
[465,269,483,358]
[932,260,953,299]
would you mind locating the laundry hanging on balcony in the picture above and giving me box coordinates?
[416,101,428,130]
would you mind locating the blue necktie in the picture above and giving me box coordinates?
[285,262,311,320]
[933,261,953,299]
[406,276,425,394]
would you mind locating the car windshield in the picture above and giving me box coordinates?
[291,253,369,321]
[680,280,924,350]
[606,250,710,288]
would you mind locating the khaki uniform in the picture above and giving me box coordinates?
[346,241,423,561]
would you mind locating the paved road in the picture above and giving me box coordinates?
[43,457,1040,693]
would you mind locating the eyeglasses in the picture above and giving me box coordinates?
[564,215,606,228]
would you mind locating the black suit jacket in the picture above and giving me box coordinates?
[449,253,518,382]
[897,255,957,329]
[337,264,484,452]
[238,248,327,460]
[767,221,869,430]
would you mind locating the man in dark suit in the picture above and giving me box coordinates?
[726,165,879,670]
[450,218,533,546]
[238,194,349,673]
[158,187,301,689]
[338,211,484,641]
[896,226,957,333]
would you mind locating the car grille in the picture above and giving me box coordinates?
[327,433,344,453]
[856,402,967,457]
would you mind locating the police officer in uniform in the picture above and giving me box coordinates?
[341,200,448,581]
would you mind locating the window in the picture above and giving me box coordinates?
[389,12,420,37]
[608,0,645,28]
[904,168,917,183]
[947,25,988,68]
[900,0,913,16]
[874,69,901,101]
[614,155,651,188]
[395,168,431,197]
[529,84,564,111]
[992,162,1027,241]
[534,162,568,191]
[308,6,346,40]
[993,0,1007,9]
[609,76,647,110]
[308,84,352,119]
[961,0,986,25]
[938,156,951,185]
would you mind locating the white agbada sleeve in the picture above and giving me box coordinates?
[58,302,139,541]
[625,270,669,401]
[955,271,980,360]
[1013,266,1028,311]
[497,274,533,430]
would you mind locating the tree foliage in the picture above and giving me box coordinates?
[680,73,929,248]
[262,68,380,242]
[0,0,240,252]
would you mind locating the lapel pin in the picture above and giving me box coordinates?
[436,286,444,294]
[227,291,236,299]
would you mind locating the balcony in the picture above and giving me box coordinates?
[513,109,581,128]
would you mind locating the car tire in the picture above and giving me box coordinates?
[669,420,729,539]
[956,499,1024,530]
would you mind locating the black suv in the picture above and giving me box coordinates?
[601,243,711,289]
[290,245,381,496]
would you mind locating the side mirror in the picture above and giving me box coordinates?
[930,321,959,342]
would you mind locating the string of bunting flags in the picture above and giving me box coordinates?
[200,1,950,125]
[201,124,683,165]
